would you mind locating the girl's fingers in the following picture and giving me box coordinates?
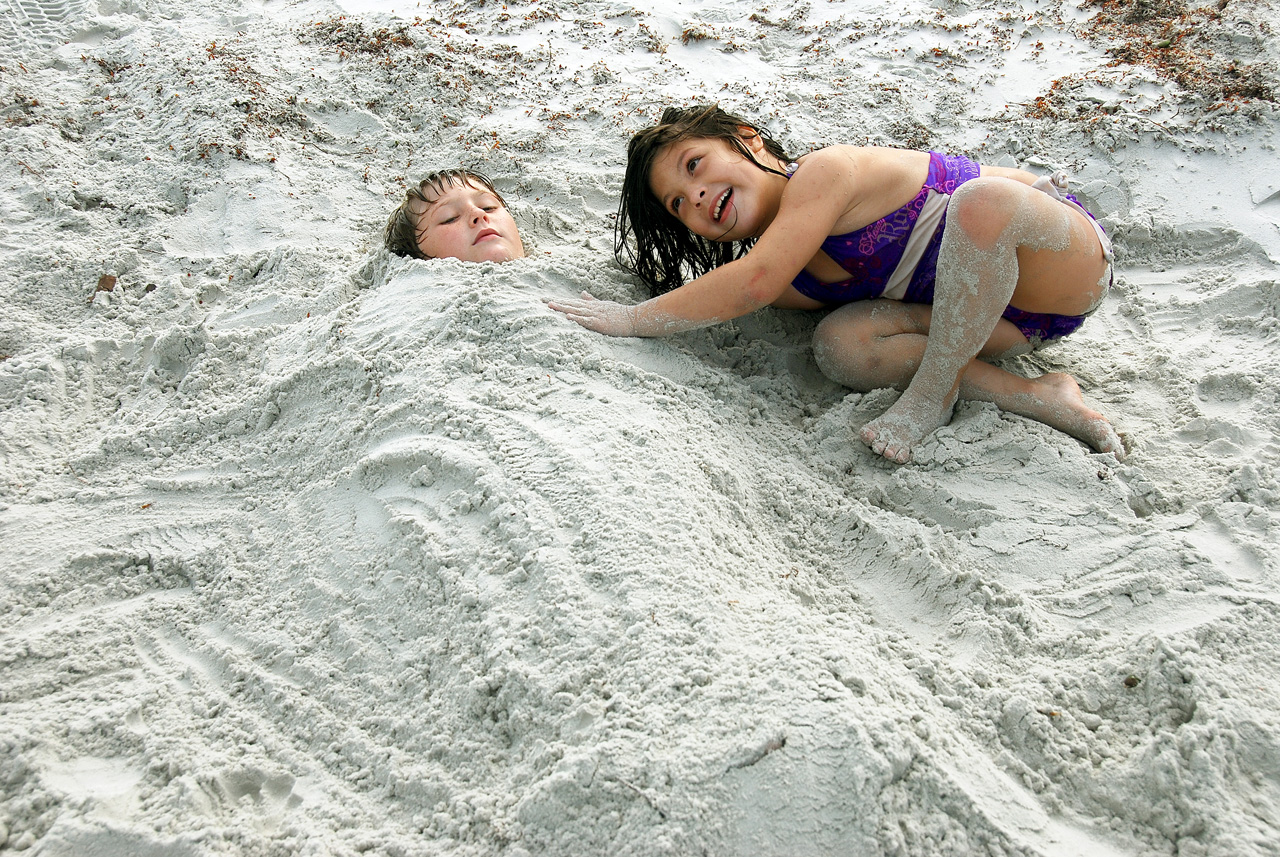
[547,295,633,335]
[548,303,598,323]
[548,298,609,317]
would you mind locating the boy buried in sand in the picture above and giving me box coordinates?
[549,104,1123,464]
[384,168,525,263]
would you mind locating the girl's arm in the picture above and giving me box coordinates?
[549,150,859,337]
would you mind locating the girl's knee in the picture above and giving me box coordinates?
[951,176,1022,208]
[947,178,1026,247]
[813,314,878,390]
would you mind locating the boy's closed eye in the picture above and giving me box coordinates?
[435,198,502,224]
[430,203,461,225]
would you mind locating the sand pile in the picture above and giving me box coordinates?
[2,0,1278,854]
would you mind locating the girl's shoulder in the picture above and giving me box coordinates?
[784,146,867,191]
[784,147,935,231]
[791,147,933,197]
[794,145,931,170]
[793,144,864,170]
[776,146,873,223]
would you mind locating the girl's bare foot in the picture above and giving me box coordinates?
[1025,373,1124,458]
[859,373,1122,463]
[860,390,957,463]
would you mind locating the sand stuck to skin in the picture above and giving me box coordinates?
[2,0,1278,854]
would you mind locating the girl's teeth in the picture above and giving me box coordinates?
[715,190,729,220]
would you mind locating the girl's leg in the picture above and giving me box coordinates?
[817,308,1120,460]
[813,300,1027,392]
[857,177,1114,462]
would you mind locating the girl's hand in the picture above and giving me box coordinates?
[547,292,640,337]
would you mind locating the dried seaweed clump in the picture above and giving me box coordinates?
[1084,0,1275,104]
[305,17,416,59]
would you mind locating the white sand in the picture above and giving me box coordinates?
[2,0,1279,854]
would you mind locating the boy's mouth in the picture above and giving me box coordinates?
[713,189,732,223]
[474,228,500,243]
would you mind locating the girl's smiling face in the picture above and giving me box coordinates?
[415,179,525,263]
[648,133,784,243]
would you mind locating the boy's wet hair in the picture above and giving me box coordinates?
[384,168,510,259]
[616,104,793,295]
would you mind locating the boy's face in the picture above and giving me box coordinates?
[415,179,525,263]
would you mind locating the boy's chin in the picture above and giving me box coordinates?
[467,242,524,263]
[483,250,525,263]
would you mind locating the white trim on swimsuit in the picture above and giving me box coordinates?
[882,169,1115,312]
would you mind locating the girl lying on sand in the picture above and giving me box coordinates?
[549,105,1122,464]
[384,168,525,263]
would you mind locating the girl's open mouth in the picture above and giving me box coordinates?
[713,189,732,223]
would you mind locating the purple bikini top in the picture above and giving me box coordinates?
[788,152,980,304]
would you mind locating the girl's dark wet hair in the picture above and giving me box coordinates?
[384,168,510,259]
[616,104,793,296]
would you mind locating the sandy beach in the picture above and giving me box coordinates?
[2,0,1278,854]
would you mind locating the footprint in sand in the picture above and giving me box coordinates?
[2,0,91,45]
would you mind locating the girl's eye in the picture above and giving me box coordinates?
[672,197,684,214]
[687,157,700,173]
[440,216,458,224]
